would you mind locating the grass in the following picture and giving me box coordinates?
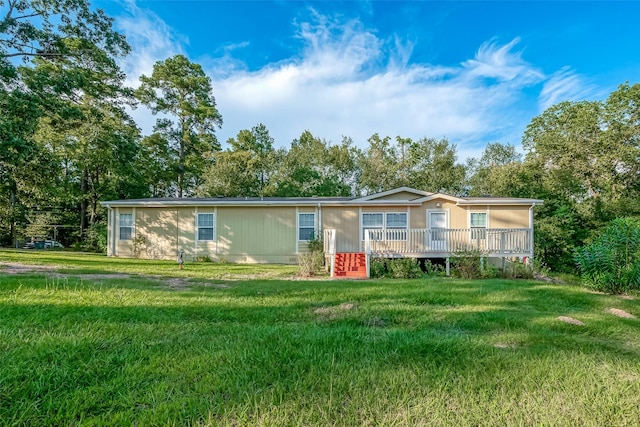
[0,251,639,425]
[0,249,299,279]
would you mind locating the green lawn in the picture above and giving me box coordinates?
[1,251,639,426]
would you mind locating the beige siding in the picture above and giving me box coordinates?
[362,206,410,213]
[136,208,179,259]
[217,207,297,263]
[322,206,359,252]
[490,206,530,228]
[416,200,467,229]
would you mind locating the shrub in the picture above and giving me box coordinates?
[83,223,108,253]
[388,258,423,279]
[298,251,324,277]
[451,249,485,279]
[423,260,445,276]
[369,257,423,279]
[370,258,387,278]
[500,259,534,279]
[574,217,640,293]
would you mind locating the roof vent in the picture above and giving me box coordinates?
[312,195,318,198]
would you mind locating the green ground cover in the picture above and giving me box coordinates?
[0,251,639,425]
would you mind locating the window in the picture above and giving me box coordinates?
[362,212,407,240]
[362,213,384,239]
[197,213,215,241]
[385,212,407,240]
[470,212,487,240]
[119,213,133,240]
[298,213,316,241]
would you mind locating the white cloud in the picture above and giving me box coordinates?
[211,19,544,153]
[538,67,597,111]
[111,3,588,160]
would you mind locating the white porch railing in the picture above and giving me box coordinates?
[364,228,533,256]
[323,229,337,276]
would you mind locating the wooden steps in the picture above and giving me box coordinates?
[333,252,367,278]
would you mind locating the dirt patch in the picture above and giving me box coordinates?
[0,262,58,274]
[314,302,356,320]
[534,273,565,284]
[494,342,518,349]
[557,316,585,326]
[620,295,634,300]
[607,308,636,319]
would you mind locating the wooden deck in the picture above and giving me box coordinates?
[324,228,533,259]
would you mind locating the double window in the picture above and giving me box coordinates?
[362,212,407,240]
[470,212,487,240]
[197,213,215,241]
[298,213,316,241]
[119,213,133,240]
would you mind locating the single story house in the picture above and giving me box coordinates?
[100,187,542,277]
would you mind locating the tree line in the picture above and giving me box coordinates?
[2,1,640,272]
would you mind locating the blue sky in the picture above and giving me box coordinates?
[95,0,640,159]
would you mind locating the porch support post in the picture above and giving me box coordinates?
[445,257,450,276]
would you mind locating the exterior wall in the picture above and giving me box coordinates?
[136,208,180,259]
[215,207,297,263]
[321,206,359,252]
[409,200,466,228]
[489,205,530,228]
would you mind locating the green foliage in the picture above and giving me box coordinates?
[451,249,485,279]
[83,223,108,253]
[369,258,387,278]
[369,257,423,279]
[388,258,423,279]
[136,54,223,197]
[574,217,640,293]
[500,259,534,280]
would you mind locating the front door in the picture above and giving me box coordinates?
[428,211,448,252]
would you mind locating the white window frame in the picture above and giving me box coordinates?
[298,212,316,241]
[384,212,408,240]
[361,212,408,241]
[197,213,215,241]
[119,213,133,241]
[362,212,384,240]
[469,211,488,240]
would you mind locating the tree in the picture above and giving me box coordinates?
[266,131,357,197]
[466,142,523,197]
[0,0,129,245]
[405,137,466,195]
[357,134,400,194]
[199,124,281,197]
[136,55,223,197]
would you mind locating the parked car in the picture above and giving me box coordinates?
[44,240,64,249]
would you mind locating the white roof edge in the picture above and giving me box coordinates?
[99,200,428,208]
[456,199,544,206]
[411,193,465,203]
[352,186,433,201]
[100,195,544,208]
